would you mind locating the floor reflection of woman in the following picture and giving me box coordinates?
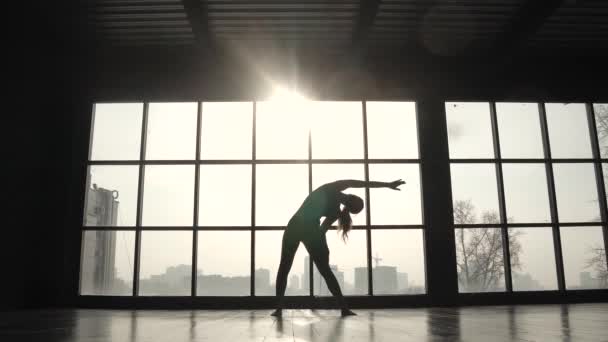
[271,179,405,317]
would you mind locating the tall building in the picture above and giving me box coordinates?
[289,274,300,291]
[80,180,119,295]
[373,266,398,294]
[303,256,310,293]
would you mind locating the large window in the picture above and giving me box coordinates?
[80,101,426,296]
[447,102,608,293]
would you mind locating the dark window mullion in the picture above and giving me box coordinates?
[87,103,97,162]
[133,102,149,297]
[539,102,566,292]
[251,101,256,297]
[308,120,314,297]
[192,101,202,297]
[362,101,374,296]
[490,102,512,292]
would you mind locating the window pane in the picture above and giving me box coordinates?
[145,102,198,160]
[455,228,506,292]
[594,104,608,158]
[451,164,500,224]
[199,165,251,226]
[446,102,494,159]
[80,231,134,295]
[366,101,419,159]
[201,102,252,160]
[509,228,557,291]
[369,164,422,225]
[197,231,250,296]
[560,226,608,290]
[496,103,544,158]
[552,163,600,223]
[312,164,366,226]
[310,101,363,159]
[142,166,195,226]
[139,231,192,296]
[255,231,308,296]
[84,166,138,226]
[256,164,308,226]
[314,230,367,296]
[502,164,551,223]
[371,230,426,294]
[90,103,142,160]
[545,103,592,158]
[256,101,309,159]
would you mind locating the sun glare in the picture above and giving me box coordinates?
[269,87,309,103]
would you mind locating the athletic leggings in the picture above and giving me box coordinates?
[275,216,345,308]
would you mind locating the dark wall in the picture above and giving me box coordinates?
[4,3,89,310]
[5,3,607,310]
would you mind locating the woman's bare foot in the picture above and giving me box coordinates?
[341,309,357,317]
[270,309,282,318]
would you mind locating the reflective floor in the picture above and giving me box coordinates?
[1,304,607,341]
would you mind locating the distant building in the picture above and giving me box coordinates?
[512,272,545,291]
[580,271,600,289]
[397,272,409,291]
[80,180,120,295]
[198,274,250,295]
[303,256,310,293]
[255,268,272,295]
[85,179,120,226]
[315,265,344,296]
[373,266,398,294]
[140,264,191,295]
[289,274,300,291]
[354,267,367,295]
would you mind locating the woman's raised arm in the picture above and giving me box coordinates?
[330,179,405,191]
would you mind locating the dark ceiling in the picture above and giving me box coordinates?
[89,0,608,58]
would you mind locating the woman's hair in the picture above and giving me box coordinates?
[337,194,364,242]
[337,207,352,242]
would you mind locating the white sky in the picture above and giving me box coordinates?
[84,101,607,293]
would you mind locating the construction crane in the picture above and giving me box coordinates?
[373,253,382,267]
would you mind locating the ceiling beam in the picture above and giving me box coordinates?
[490,0,564,55]
[182,0,210,47]
[351,0,381,54]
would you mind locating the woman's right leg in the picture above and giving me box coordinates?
[303,232,355,316]
[272,228,299,316]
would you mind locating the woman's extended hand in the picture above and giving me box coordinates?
[388,179,405,190]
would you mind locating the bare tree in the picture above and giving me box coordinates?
[454,199,522,292]
[584,245,608,288]
[594,104,608,158]
[587,104,608,288]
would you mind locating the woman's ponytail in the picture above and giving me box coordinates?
[337,206,352,242]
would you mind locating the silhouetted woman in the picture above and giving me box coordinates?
[271,179,405,317]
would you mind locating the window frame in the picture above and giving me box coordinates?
[448,102,608,293]
[80,101,426,298]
